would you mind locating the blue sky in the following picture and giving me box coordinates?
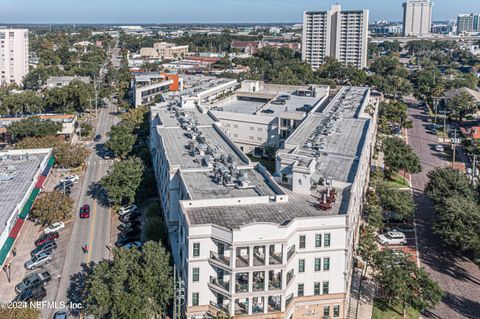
[0,0,478,24]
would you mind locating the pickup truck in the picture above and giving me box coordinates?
[15,271,51,294]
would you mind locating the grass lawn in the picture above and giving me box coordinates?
[372,298,420,319]
[247,155,275,174]
[384,174,410,189]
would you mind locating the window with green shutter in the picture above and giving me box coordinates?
[323,257,330,271]
[193,243,200,257]
[324,233,331,247]
[314,258,321,271]
[192,292,199,306]
[299,259,305,273]
[298,283,304,297]
[315,234,322,247]
[192,268,199,282]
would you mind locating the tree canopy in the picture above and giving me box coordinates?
[100,157,145,206]
[8,118,61,142]
[31,191,74,225]
[84,241,173,319]
[383,137,422,177]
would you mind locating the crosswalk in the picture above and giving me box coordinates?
[85,160,115,166]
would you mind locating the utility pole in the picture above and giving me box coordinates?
[173,265,185,319]
[443,108,447,143]
[452,127,457,168]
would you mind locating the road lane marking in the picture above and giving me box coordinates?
[86,202,98,263]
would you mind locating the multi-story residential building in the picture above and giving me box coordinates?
[131,72,182,107]
[0,29,29,86]
[302,5,369,69]
[402,0,433,37]
[149,77,379,318]
[0,149,53,267]
[140,42,189,60]
[456,13,480,34]
[208,80,330,156]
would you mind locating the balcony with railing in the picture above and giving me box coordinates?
[235,272,249,293]
[209,300,230,314]
[236,247,250,268]
[235,298,249,315]
[253,245,266,266]
[268,269,282,290]
[209,276,230,293]
[287,245,295,261]
[252,271,265,292]
[286,269,294,286]
[269,244,283,265]
[252,296,265,314]
[268,295,282,313]
[210,251,231,267]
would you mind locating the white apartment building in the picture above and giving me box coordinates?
[402,0,433,37]
[302,5,369,69]
[207,80,330,156]
[0,29,29,86]
[149,77,378,319]
[46,76,90,88]
[140,42,189,60]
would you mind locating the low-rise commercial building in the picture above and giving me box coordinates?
[149,77,378,318]
[46,76,90,88]
[140,42,189,60]
[0,114,78,141]
[0,149,54,267]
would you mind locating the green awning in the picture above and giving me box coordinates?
[47,156,55,167]
[19,188,41,220]
[0,237,15,267]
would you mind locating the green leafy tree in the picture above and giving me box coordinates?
[0,308,41,319]
[100,157,145,206]
[377,183,415,221]
[447,91,477,122]
[8,118,61,142]
[383,137,422,178]
[16,136,88,168]
[84,241,173,319]
[378,101,412,134]
[373,250,442,315]
[425,167,477,203]
[31,191,74,225]
[358,225,379,270]
[105,123,136,158]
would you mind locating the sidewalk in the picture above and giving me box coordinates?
[0,219,41,302]
[357,269,376,319]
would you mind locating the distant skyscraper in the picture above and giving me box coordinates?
[457,13,480,34]
[402,0,433,36]
[302,4,369,69]
[0,29,29,86]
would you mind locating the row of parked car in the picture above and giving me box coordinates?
[115,204,142,249]
[15,224,65,303]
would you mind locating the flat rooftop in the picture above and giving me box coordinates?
[184,187,350,229]
[282,86,371,184]
[182,166,278,200]
[157,125,248,169]
[0,150,51,232]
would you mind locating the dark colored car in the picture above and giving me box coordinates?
[15,271,51,294]
[118,220,140,231]
[16,287,47,302]
[93,134,102,142]
[54,180,73,191]
[35,232,59,246]
[31,241,57,258]
[80,204,90,219]
[115,231,140,247]
[119,211,140,223]
[53,311,68,319]
[261,109,274,114]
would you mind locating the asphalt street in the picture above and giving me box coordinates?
[406,98,480,319]
[45,99,119,318]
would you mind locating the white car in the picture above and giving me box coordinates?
[43,222,65,234]
[122,241,143,250]
[434,144,444,152]
[118,204,138,216]
[377,231,407,245]
[61,175,79,183]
